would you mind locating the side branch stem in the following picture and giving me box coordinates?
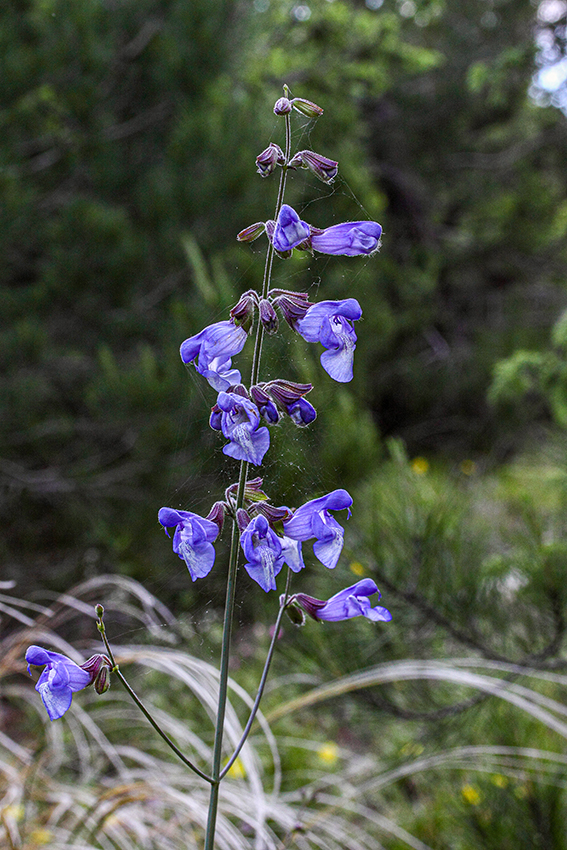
[97,620,211,783]
[220,568,292,780]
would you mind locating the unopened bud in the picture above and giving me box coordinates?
[274,97,292,115]
[236,222,266,243]
[270,290,312,328]
[288,150,338,184]
[291,98,324,118]
[81,653,112,691]
[95,604,104,619]
[206,501,226,534]
[236,508,251,534]
[94,664,111,695]
[256,143,285,177]
[230,290,257,332]
[259,299,279,334]
[282,597,306,626]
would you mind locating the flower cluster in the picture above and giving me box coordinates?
[158,487,353,592]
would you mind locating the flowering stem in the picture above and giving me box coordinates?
[96,613,212,783]
[220,567,292,780]
[204,458,248,850]
[250,110,292,387]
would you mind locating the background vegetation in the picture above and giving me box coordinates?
[3,0,567,846]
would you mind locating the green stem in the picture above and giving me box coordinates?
[220,568,292,780]
[97,617,212,783]
[204,459,248,850]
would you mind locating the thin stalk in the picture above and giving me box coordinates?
[204,459,248,850]
[96,616,212,783]
[250,110,292,387]
[220,568,292,780]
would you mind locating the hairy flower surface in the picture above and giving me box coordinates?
[180,320,248,391]
[310,220,382,256]
[293,579,392,622]
[25,646,92,721]
[272,204,310,252]
[296,298,362,383]
[158,507,219,581]
[283,489,352,569]
[216,391,270,466]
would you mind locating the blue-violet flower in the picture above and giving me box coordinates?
[296,298,362,383]
[158,507,219,581]
[292,579,392,623]
[240,514,285,591]
[216,391,270,466]
[283,489,352,569]
[310,221,382,256]
[25,646,92,721]
[272,204,310,252]
[180,320,248,392]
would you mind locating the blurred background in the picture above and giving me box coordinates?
[4,0,567,846]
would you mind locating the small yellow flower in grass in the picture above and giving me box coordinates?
[460,459,477,476]
[227,756,246,779]
[28,828,53,846]
[461,784,481,805]
[349,561,366,577]
[411,457,428,475]
[317,742,339,765]
[491,773,508,788]
[3,804,24,821]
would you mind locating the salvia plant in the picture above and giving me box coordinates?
[25,86,391,849]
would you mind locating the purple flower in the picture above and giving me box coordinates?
[296,299,361,383]
[216,391,270,466]
[180,320,248,392]
[272,204,310,252]
[25,646,92,721]
[311,221,382,256]
[283,489,352,570]
[158,507,219,581]
[287,397,317,426]
[240,514,285,591]
[292,579,392,623]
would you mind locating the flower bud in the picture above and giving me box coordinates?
[259,299,279,334]
[256,143,285,177]
[230,290,257,332]
[236,508,252,534]
[274,97,292,115]
[236,222,266,243]
[291,97,324,118]
[94,664,111,695]
[288,150,338,184]
[270,290,312,328]
[80,653,112,690]
[252,502,292,524]
[283,597,306,626]
[206,500,227,535]
[95,604,105,619]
